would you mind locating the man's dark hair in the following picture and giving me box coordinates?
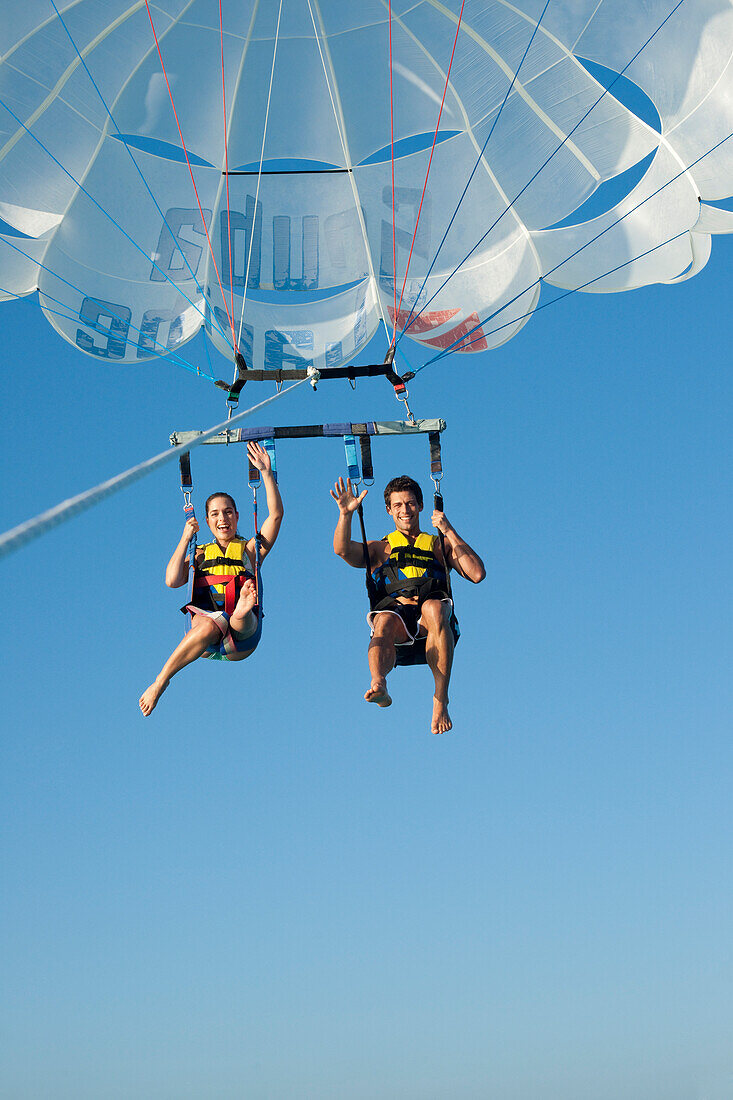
[205,492,238,516]
[384,475,423,508]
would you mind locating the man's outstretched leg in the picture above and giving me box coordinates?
[421,599,455,734]
[366,612,408,707]
[139,614,222,716]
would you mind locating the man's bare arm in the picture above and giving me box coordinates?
[165,517,198,588]
[331,477,380,568]
[432,509,486,583]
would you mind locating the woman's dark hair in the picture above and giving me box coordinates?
[205,492,238,516]
[383,475,423,508]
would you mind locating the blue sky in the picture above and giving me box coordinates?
[1,233,732,1099]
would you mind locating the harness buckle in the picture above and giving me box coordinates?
[395,388,417,425]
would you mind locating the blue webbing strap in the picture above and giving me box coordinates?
[342,435,361,485]
[263,438,277,483]
[239,425,276,440]
[343,435,376,601]
[324,423,354,437]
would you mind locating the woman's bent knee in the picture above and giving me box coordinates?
[190,616,221,641]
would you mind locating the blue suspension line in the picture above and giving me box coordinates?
[412,125,733,372]
[396,0,551,343]
[420,229,689,370]
[48,0,224,338]
[201,318,217,380]
[396,0,687,349]
[0,238,210,377]
[0,96,230,345]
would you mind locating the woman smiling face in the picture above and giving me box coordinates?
[205,495,239,547]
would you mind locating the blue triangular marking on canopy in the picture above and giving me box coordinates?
[545,150,657,230]
[544,58,662,230]
[231,157,343,173]
[112,134,215,168]
[358,130,463,167]
[577,57,662,133]
[0,218,33,239]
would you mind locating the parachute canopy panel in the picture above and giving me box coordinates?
[2,1,733,371]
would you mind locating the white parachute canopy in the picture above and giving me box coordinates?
[1,0,733,372]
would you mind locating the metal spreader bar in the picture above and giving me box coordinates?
[170,419,446,448]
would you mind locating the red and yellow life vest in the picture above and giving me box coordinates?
[192,537,254,614]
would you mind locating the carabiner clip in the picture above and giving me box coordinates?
[396,388,417,425]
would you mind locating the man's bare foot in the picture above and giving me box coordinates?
[365,680,392,707]
[139,678,169,717]
[431,696,452,734]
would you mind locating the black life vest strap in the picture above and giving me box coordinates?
[376,569,449,604]
[197,554,250,571]
[385,545,436,568]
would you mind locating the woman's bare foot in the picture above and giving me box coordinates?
[431,696,452,734]
[233,578,257,617]
[365,680,392,707]
[139,677,169,717]
[229,579,258,635]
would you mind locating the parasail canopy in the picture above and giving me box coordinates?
[2,0,733,377]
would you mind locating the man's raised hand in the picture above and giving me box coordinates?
[330,476,368,513]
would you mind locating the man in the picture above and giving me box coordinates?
[331,474,485,735]
[139,441,282,716]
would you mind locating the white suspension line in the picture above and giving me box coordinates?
[306,0,392,346]
[235,0,284,363]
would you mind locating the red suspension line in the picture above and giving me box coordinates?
[144,0,238,353]
[395,0,466,327]
[219,1,235,339]
[389,0,397,345]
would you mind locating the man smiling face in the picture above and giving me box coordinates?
[386,490,422,538]
[205,494,239,548]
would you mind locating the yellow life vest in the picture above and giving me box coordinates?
[385,530,438,573]
[370,530,448,606]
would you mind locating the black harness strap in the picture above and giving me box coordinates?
[179,451,197,608]
[359,433,374,483]
[357,501,379,607]
[179,451,193,493]
[223,351,249,409]
[428,430,452,603]
[215,348,412,394]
